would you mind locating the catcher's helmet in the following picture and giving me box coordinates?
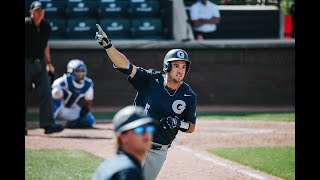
[67,59,87,84]
[163,49,191,75]
[112,105,155,134]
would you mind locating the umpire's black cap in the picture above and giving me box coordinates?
[30,1,44,11]
[112,105,155,134]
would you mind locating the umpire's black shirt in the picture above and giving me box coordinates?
[25,17,51,59]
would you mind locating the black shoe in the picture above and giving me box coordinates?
[44,124,64,134]
[65,120,79,129]
[65,119,92,129]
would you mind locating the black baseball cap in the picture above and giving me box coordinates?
[30,1,44,11]
[112,106,156,134]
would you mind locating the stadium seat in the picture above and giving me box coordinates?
[129,1,160,18]
[25,0,67,18]
[41,1,67,19]
[99,19,131,39]
[66,1,98,18]
[66,18,97,39]
[48,19,67,39]
[98,1,130,18]
[131,18,163,39]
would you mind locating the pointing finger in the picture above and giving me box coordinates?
[96,24,103,32]
[95,32,99,39]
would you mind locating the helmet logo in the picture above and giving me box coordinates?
[177,50,185,59]
[172,100,186,114]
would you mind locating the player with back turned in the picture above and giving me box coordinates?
[95,24,197,180]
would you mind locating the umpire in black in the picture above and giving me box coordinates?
[25,1,64,135]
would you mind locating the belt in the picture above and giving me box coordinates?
[25,58,42,64]
[151,142,171,151]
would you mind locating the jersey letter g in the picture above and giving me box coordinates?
[172,100,186,114]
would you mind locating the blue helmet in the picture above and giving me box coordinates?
[67,59,87,84]
[163,49,191,75]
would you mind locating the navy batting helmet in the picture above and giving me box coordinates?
[67,59,87,84]
[112,105,155,134]
[163,49,191,75]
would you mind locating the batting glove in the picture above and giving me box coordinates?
[95,24,112,49]
[160,116,181,129]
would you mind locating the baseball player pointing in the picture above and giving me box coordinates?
[95,24,197,180]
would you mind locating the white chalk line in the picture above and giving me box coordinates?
[215,127,273,133]
[200,127,274,135]
[174,145,270,180]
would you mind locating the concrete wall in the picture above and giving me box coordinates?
[28,40,295,107]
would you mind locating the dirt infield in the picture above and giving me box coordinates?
[25,118,294,180]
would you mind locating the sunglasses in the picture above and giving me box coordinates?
[133,125,155,135]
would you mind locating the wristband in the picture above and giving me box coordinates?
[103,38,112,49]
[179,121,190,131]
[113,63,133,76]
[104,43,112,49]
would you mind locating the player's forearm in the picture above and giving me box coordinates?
[185,122,195,133]
[180,121,195,133]
[105,46,130,69]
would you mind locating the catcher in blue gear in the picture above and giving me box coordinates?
[95,24,197,180]
[51,59,96,128]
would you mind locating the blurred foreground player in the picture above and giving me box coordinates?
[92,105,156,180]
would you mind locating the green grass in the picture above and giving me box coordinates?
[208,146,295,180]
[25,149,103,180]
[27,111,295,122]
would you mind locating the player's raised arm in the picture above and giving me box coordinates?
[95,24,136,78]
